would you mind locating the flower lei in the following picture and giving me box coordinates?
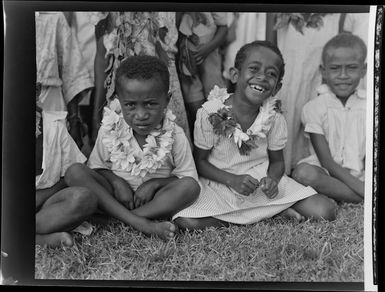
[274,13,330,34]
[207,86,281,155]
[100,103,175,178]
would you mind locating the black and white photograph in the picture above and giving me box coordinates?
[2,2,381,291]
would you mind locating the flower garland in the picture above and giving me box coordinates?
[207,86,281,155]
[100,104,176,177]
[274,13,330,35]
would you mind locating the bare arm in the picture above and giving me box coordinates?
[96,168,135,209]
[92,36,108,144]
[310,133,364,197]
[194,146,259,196]
[266,149,285,183]
[193,25,228,65]
[265,13,277,45]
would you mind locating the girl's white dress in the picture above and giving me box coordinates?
[173,91,317,224]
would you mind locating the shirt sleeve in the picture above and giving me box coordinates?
[212,12,228,26]
[193,107,217,150]
[171,126,199,182]
[301,98,326,138]
[87,129,112,170]
[267,113,288,151]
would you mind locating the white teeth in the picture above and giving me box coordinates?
[250,84,264,92]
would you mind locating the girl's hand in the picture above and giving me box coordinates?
[134,180,159,208]
[111,178,134,210]
[192,43,211,65]
[230,174,260,196]
[260,176,279,199]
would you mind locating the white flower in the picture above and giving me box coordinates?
[207,86,230,102]
[103,29,118,58]
[233,127,250,147]
[247,97,277,138]
[101,106,176,177]
[109,98,122,113]
[101,107,121,131]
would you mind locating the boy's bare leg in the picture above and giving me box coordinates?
[174,216,229,230]
[131,177,200,220]
[292,163,362,203]
[36,186,97,234]
[291,193,337,221]
[36,186,97,247]
[65,163,176,240]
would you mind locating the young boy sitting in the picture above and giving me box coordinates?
[65,55,200,240]
[36,104,97,248]
[292,33,367,203]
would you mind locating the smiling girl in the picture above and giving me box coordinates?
[174,41,337,230]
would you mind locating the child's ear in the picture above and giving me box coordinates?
[272,81,282,97]
[167,91,172,103]
[361,63,367,78]
[319,64,327,80]
[229,67,239,84]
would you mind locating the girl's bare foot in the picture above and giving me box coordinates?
[278,208,306,222]
[36,232,74,248]
[147,221,176,241]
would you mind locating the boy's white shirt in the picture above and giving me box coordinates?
[299,84,366,181]
[35,111,86,189]
[87,116,199,191]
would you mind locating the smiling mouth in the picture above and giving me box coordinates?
[250,84,265,93]
[135,124,151,129]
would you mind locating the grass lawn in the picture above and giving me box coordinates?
[35,202,364,282]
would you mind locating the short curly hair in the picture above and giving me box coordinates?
[322,32,367,64]
[234,40,285,83]
[115,55,170,94]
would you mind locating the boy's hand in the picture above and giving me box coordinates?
[134,180,159,208]
[192,43,211,65]
[111,178,134,210]
[230,174,259,196]
[260,176,279,199]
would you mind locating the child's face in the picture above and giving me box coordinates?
[321,46,366,99]
[230,46,282,105]
[117,76,170,137]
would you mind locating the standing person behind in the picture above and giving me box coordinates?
[268,13,341,174]
[36,12,94,150]
[35,101,97,248]
[65,56,200,240]
[90,12,190,145]
[174,41,336,230]
[177,12,228,136]
[292,33,367,203]
[66,11,98,155]
[222,12,267,91]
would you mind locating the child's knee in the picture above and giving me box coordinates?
[64,163,87,184]
[68,187,97,216]
[179,177,200,202]
[311,194,337,221]
[292,163,319,186]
